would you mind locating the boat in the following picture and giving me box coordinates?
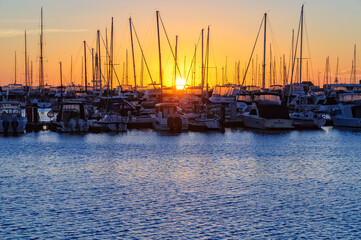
[188,114,221,131]
[90,113,128,132]
[330,93,361,128]
[290,110,326,129]
[49,101,89,132]
[152,103,188,131]
[242,93,294,130]
[0,101,27,133]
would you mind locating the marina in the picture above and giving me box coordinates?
[2,1,361,239]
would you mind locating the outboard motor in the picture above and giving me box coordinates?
[11,120,19,133]
[3,119,9,133]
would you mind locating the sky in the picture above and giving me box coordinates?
[1,0,361,88]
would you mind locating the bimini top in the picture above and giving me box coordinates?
[0,101,21,108]
[155,102,178,108]
[338,93,361,104]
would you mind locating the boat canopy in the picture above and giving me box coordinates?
[254,94,282,104]
[338,93,361,104]
[237,94,253,103]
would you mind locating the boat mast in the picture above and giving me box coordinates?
[201,29,204,93]
[28,55,30,87]
[25,31,28,88]
[111,18,114,91]
[84,40,88,92]
[59,61,63,89]
[299,4,304,91]
[39,7,44,91]
[335,57,339,84]
[206,26,210,99]
[105,28,108,90]
[81,57,83,86]
[193,44,196,86]
[156,11,163,102]
[14,51,17,84]
[70,55,73,85]
[91,49,94,89]
[129,17,137,92]
[97,30,102,91]
[262,13,267,91]
[174,35,178,87]
[353,45,357,83]
[31,61,33,86]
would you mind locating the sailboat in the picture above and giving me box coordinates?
[188,27,222,131]
[287,5,326,129]
[242,93,293,129]
[151,11,188,132]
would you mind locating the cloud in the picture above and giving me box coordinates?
[0,28,88,37]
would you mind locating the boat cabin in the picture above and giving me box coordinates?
[155,103,178,118]
[56,102,86,122]
[0,101,22,117]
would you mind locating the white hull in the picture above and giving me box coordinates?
[96,114,128,132]
[292,118,326,129]
[290,112,326,129]
[243,115,294,130]
[152,116,188,131]
[189,118,221,130]
[0,118,27,133]
[332,117,361,128]
[51,119,89,132]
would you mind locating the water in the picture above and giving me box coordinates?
[1,127,361,239]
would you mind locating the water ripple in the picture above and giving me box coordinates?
[1,129,361,239]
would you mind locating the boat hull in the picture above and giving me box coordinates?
[0,118,27,133]
[152,116,188,132]
[332,117,361,128]
[243,115,294,130]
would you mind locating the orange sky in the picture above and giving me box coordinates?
[1,0,361,88]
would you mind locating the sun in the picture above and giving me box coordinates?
[176,78,186,90]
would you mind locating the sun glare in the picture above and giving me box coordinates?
[176,78,186,90]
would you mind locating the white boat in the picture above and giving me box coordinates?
[290,111,326,129]
[242,93,294,130]
[50,102,89,132]
[188,115,221,131]
[152,103,188,131]
[0,101,27,133]
[331,93,361,128]
[209,84,241,104]
[91,113,128,132]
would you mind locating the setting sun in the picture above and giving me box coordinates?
[176,78,186,90]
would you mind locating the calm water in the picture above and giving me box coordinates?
[1,127,361,239]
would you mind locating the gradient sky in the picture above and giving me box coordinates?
[1,0,361,88]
